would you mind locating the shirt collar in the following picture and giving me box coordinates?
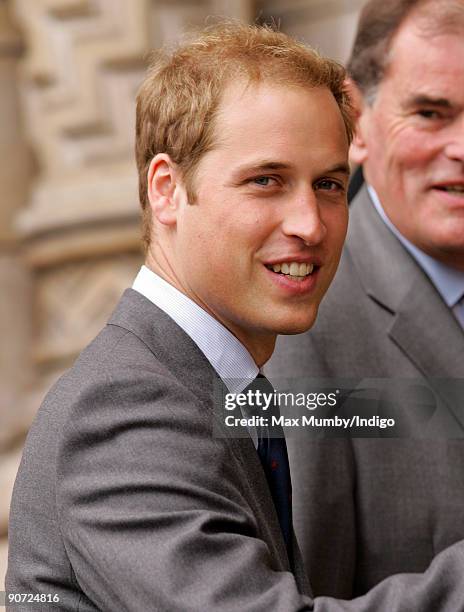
[132,265,258,393]
[367,184,464,307]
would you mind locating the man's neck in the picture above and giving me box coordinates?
[144,253,276,368]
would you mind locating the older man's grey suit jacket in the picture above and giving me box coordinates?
[7,287,464,611]
[266,185,464,601]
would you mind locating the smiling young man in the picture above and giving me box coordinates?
[143,79,350,366]
[7,21,464,612]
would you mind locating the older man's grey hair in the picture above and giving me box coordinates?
[348,0,464,103]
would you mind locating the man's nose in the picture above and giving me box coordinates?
[281,189,327,246]
[445,115,464,163]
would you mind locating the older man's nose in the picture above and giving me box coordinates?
[445,116,464,163]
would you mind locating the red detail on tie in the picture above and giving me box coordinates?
[271,459,278,470]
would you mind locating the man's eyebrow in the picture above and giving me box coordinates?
[406,94,453,108]
[324,162,351,176]
[233,161,292,175]
[232,161,350,176]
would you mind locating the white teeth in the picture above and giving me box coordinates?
[289,262,300,276]
[438,185,464,193]
[443,186,464,193]
[268,261,315,278]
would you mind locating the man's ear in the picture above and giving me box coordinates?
[147,153,186,226]
[345,78,369,166]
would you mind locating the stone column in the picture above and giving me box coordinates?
[12,0,152,387]
[0,0,31,587]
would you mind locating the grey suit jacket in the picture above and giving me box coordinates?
[266,186,464,600]
[7,288,464,611]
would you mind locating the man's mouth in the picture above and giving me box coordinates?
[265,261,315,282]
[434,184,464,194]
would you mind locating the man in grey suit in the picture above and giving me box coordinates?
[266,0,464,601]
[7,20,464,612]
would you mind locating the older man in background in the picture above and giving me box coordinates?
[266,0,464,600]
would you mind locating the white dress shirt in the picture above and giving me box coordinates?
[132,265,259,392]
[132,265,261,445]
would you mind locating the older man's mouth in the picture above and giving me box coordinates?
[433,183,464,195]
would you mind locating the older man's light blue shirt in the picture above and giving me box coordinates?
[367,185,464,328]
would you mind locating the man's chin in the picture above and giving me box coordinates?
[274,311,318,336]
[279,325,314,336]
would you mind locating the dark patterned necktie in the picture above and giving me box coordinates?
[248,374,293,559]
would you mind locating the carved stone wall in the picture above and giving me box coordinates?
[0,0,31,587]
[0,0,362,589]
[257,0,364,62]
[13,0,256,371]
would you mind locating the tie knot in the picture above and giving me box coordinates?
[250,373,275,395]
[244,374,279,416]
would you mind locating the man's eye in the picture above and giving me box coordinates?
[315,179,343,192]
[417,109,442,119]
[252,176,277,187]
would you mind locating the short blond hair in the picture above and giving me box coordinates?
[136,21,354,250]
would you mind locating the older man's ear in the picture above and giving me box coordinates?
[345,78,369,167]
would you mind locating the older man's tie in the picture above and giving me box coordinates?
[248,374,293,559]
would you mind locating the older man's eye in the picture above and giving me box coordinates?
[417,109,442,119]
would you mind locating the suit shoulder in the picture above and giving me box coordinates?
[25,322,203,468]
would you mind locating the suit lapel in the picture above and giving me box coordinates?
[348,187,464,424]
[388,275,464,379]
[108,288,219,406]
